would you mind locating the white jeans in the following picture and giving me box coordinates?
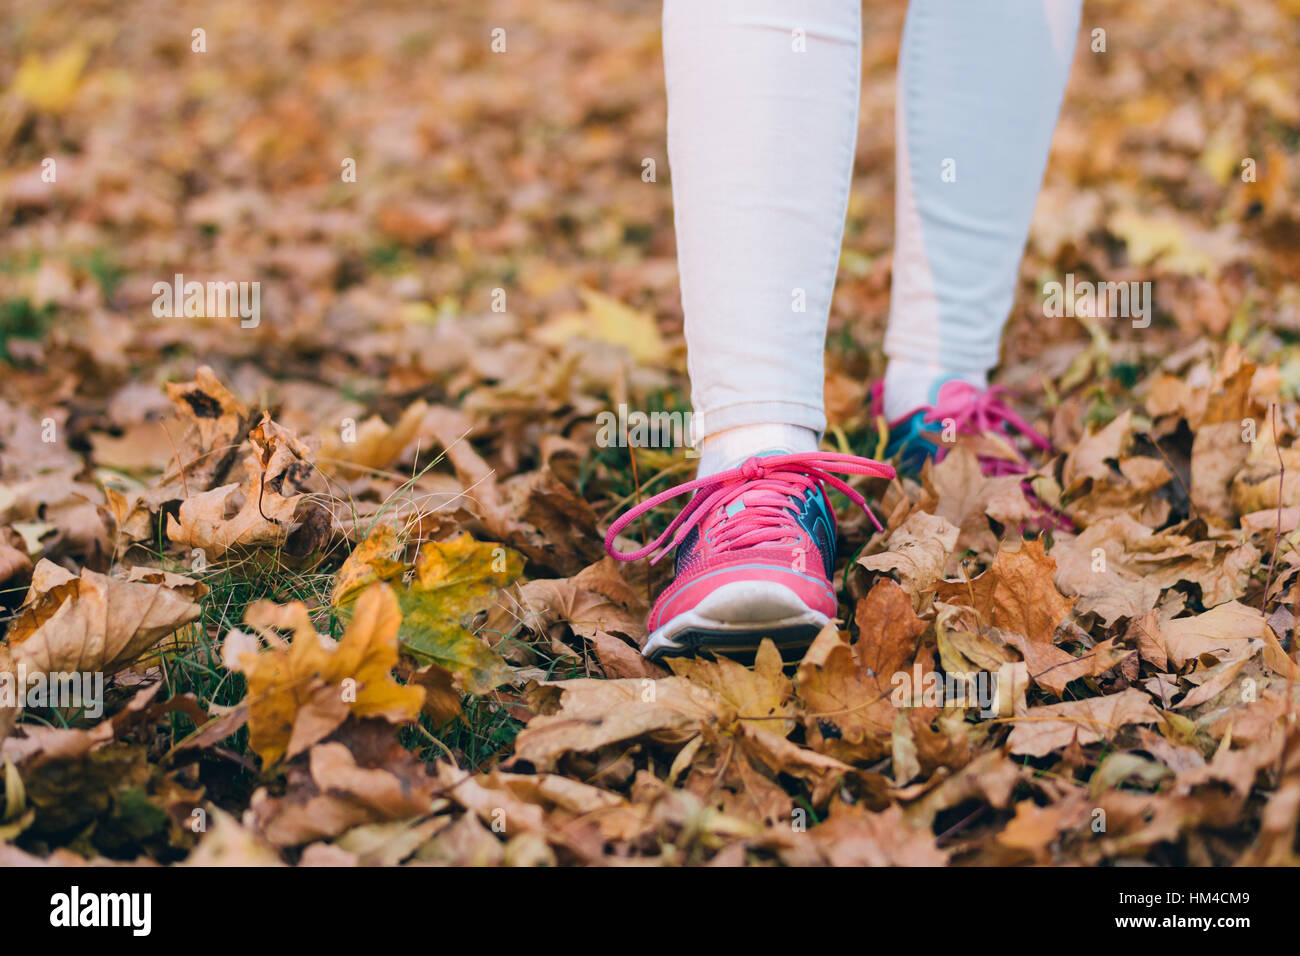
[663,0,1082,439]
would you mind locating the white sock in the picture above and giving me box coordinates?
[882,359,988,421]
[695,423,819,478]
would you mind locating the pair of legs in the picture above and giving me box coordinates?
[664,0,1083,472]
[606,0,1083,658]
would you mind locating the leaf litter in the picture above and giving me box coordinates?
[1,0,1300,866]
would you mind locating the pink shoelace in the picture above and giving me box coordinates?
[922,382,1053,476]
[919,382,1074,531]
[604,452,896,565]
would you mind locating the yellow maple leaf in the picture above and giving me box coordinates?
[333,528,522,694]
[535,287,667,365]
[227,583,424,767]
[668,639,796,736]
[11,45,89,114]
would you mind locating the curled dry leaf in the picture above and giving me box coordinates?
[6,559,205,675]
[1057,411,1175,528]
[316,399,429,477]
[511,677,725,772]
[586,630,666,680]
[105,369,252,546]
[1006,633,1131,697]
[1006,687,1161,757]
[435,762,547,833]
[0,718,114,770]
[409,662,462,728]
[1055,513,1257,614]
[159,365,251,492]
[1159,600,1299,678]
[416,812,505,866]
[855,509,958,610]
[1062,410,1134,491]
[166,413,328,559]
[0,477,111,568]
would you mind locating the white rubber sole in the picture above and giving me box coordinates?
[642,580,830,660]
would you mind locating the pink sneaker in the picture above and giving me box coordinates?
[870,378,1069,531]
[869,379,1053,477]
[605,451,895,660]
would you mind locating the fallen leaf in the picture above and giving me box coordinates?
[536,287,668,365]
[935,538,1075,642]
[333,527,522,694]
[1007,688,1161,757]
[669,639,796,736]
[855,509,958,609]
[226,584,425,766]
[512,677,724,771]
[1161,601,1299,678]
[317,400,429,477]
[810,802,949,866]
[7,560,205,676]
[166,413,327,559]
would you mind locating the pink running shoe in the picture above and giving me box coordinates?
[870,377,1070,531]
[869,378,1053,477]
[605,451,895,660]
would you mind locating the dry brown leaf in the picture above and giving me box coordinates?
[484,556,648,647]
[317,400,429,477]
[1006,688,1161,757]
[586,630,666,680]
[920,448,1037,562]
[935,538,1075,642]
[810,802,949,866]
[6,559,205,675]
[159,366,251,492]
[183,808,284,867]
[166,413,328,559]
[796,601,932,764]
[1050,520,1162,625]
[856,510,958,610]
[511,676,725,771]
[1231,444,1300,516]
[427,406,605,575]
[1004,633,1131,697]
[1237,729,1300,864]
[1161,600,1299,678]
[248,720,437,848]
[669,639,796,736]
[409,662,462,728]
[1062,410,1133,491]
[1190,421,1252,520]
